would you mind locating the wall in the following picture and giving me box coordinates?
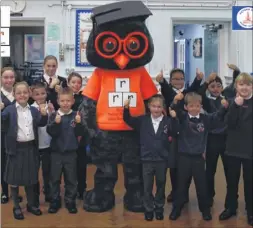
[174,24,205,83]
[7,0,242,81]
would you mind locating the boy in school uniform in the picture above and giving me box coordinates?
[47,87,86,214]
[198,72,228,206]
[219,73,252,226]
[123,94,179,221]
[156,68,203,203]
[31,82,55,204]
[169,92,227,221]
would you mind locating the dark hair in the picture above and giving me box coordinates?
[184,92,202,105]
[68,72,82,83]
[30,81,47,91]
[169,68,185,81]
[57,87,73,97]
[148,94,165,107]
[43,55,58,66]
[208,75,223,86]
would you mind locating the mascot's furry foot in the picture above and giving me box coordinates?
[83,190,115,212]
[124,191,144,213]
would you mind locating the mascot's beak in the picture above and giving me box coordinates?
[114,53,130,70]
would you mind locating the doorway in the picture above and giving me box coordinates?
[173,21,228,84]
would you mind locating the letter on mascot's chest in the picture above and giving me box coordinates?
[83,67,157,131]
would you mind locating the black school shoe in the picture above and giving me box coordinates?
[27,205,42,216]
[1,194,9,204]
[219,209,237,220]
[169,208,181,220]
[13,207,24,220]
[247,215,253,226]
[48,200,62,214]
[144,211,154,221]
[155,211,164,220]
[202,210,212,221]
[66,202,78,214]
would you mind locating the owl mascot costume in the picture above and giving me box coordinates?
[79,1,158,212]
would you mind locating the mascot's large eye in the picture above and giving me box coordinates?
[95,32,122,59]
[123,32,149,59]
[103,37,117,52]
[126,37,140,52]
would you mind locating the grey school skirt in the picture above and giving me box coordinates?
[4,141,40,186]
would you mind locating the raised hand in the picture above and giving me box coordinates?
[234,96,244,106]
[47,100,55,114]
[75,111,81,123]
[206,72,217,84]
[221,98,229,108]
[227,63,238,71]
[1,102,5,110]
[55,113,61,124]
[169,107,177,118]
[55,81,63,93]
[49,78,60,89]
[196,68,204,80]
[124,99,131,108]
[39,104,47,116]
[174,92,184,103]
[156,69,164,83]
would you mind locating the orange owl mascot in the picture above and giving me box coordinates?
[79,1,158,212]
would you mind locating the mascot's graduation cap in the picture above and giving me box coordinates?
[91,1,152,27]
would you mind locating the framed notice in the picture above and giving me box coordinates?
[75,9,92,67]
[24,34,44,62]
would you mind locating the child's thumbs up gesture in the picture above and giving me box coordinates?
[55,113,61,124]
[55,81,63,93]
[235,96,244,106]
[196,68,204,80]
[169,107,177,118]
[47,100,55,114]
[156,69,164,83]
[1,102,5,110]
[174,92,184,104]
[75,111,81,123]
[49,78,60,89]
[221,98,229,108]
[39,104,47,116]
[124,99,131,108]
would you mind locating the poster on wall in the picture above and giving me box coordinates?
[24,34,44,62]
[75,9,93,67]
[193,38,202,58]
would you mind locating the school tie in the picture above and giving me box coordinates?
[49,77,52,85]
[190,117,199,123]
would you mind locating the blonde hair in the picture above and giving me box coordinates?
[184,92,202,105]
[13,81,29,93]
[235,72,252,85]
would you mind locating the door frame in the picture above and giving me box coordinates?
[171,17,232,84]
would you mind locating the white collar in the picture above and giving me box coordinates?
[245,94,252,100]
[151,114,163,122]
[188,113,200,119]
[58,109,73,116]
[1,87,13,96]
[43,73,57,83]
[172,87,185,94]
[16,102,30,109]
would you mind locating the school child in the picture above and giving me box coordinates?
[1,81,48,220]
[31,82,55,205]
[169,92,227,221]
[1,67,23,204]
[123,94,179,221]
[67,72,87,199]
[219,73,252,226]
[156,68,203,203]
[198,72,228,206]
[222,63,240,99]
[40,55,67,110]
[47,87,86,214]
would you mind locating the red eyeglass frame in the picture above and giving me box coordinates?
[94,31,149,59]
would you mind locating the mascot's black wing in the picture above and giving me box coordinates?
[78,96,98,139]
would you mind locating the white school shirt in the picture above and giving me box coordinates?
[43,73,58,85]
[16,103,35,142]
[1,87,14,102]
[151,115,163,134]
[31,102,51,149]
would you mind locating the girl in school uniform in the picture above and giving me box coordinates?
[1,81,48,220]
[1,67,22,204]
[40,55,67,110]
[67,72,87,199]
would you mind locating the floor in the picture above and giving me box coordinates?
[1,160,251,228]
